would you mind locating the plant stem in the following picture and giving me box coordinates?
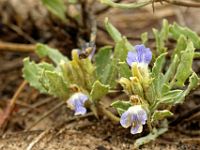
[98,105,120,123]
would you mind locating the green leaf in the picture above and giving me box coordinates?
[158,90,183,104]
[134,128,168,148]
[152,73,164,98]
[163,55,179,84]
[175,72,200,104]
[118,62,131,78]
[152,19,169,55]
[101,58,118,88]
[90,80,109,101]
[151,110,173,122]
[170,23,200,48]
[172,35,187,58]
[76,59,96,90]
[36,43,69,65]
[23,58,54,93]
[160,19,169,41]
[173,41,195,87]
[101,39,130,87]
[111,100,132,115]
[100,0,151,9]
[95,46,112,80]
[62,50,96,90]
[186,72,200,93]
[130,76,144,98]
[67,0,77,4]
[104,18,132,50]
[42,0,67,22]
[161,84,170,95]
[104,17,122,43]
[145,84,156,105]
[141,32,148,44]
[114,39,129,62]
[118,77,132,95]
[44,71,69,99]
[152,29,166,55]
[151,52,167,78]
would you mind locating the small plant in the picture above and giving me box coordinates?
[23,18,200,147]
[106,18,200,147]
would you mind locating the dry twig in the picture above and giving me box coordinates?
[0,41,35,52]
[26,129,50,150]
[0,81,27,130]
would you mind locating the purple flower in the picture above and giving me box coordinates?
[120,105,147,134]
[67,93,89,115]
[126,44,152,67]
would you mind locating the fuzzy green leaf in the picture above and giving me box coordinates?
[95,46,112,80]
[151,110,173,122]
[111,100,132,115]
[104,18,132,50]
[23,58,54,93]
[42,0,67,22]
[36,43,69,65]
[152,29,166,55]
[114,39,129,62]
[100,60,117,88]
[152,73,165,98]
[170,23,200,48]
[159,90,183,104]
[163,55,179,84]
[100,39,130,88]
[90,80,109,101]
[118,62,131,78]
[141,32,148,44]
[152,19,169,55]
[173,41,195,87]
[172,35,187,58]
[187,72,200,93]
[151,52,167,78]
[160,19,169,41]
[44,71,69,99]
[175,72,200,104]
[104,17,122,43]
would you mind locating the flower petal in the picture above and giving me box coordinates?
[138,109,147,125]
[67,93,88,115]
[120,111,132,128]
[127,44,152,66]
[130,123,143,134]
[143,48,152,64]
[74,106,87,115]
[135,44,146,62]
[135,44,152,64]
[126,51,138,66]
[78,93,88,103]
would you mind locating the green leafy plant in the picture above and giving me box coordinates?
[107,19,200,148]
[22,18,200,148]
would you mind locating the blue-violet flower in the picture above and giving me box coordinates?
[126,44,152,67]
[120,105,147,134]
[67,92,89,115]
